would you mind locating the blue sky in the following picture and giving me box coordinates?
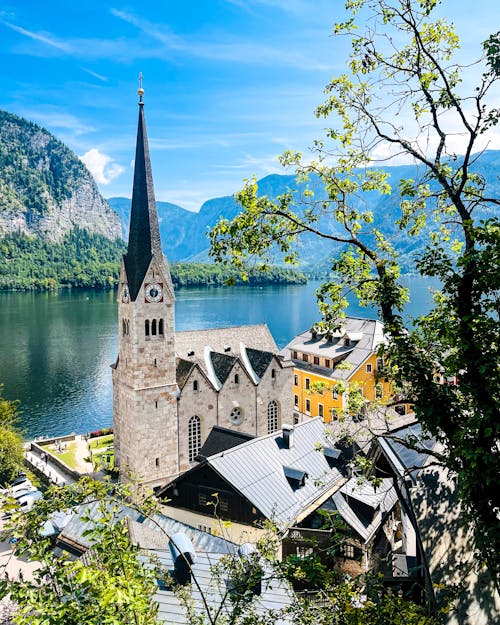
[0,0,498,211]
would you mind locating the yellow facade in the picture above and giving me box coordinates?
[292,353,393,423]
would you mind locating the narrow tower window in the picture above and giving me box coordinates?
[188,416,201,462]
[122,319,127,336]
[234,374,239,384]
[159,318,164,336]
[193,380,198,391]
[151,319,157,336]
[145,319,150,337]
[267,400,279,433]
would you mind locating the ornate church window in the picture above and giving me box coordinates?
[188,415,201,462]
[267,400,279,433]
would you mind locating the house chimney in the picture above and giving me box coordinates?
[282,424,294,449]
[169,532,196,585]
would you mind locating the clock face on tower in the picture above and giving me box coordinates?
[145,282,163,303]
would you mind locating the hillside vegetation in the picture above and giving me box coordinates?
[0,230,304,291]
[0,110,121,242]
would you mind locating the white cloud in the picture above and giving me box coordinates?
[80,148,125,184]
[24,110,95,136]
[0,18,71,51]
[80,67,108,82]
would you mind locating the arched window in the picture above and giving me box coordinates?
[151,319,157,336]
[145,319,150,337]
[159,318,164,336]
[234,374,239,384]
[188,416,201,462]
[122,319,127,336]
[267,400,279,433]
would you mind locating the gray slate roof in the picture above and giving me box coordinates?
[246,348,274,378]
[175,324,291,390]
[210,352,237,384]
[198,426,254,459]
[203,417,348,528]
[124,101,173,302]
[281,317,386,381]
[176,358,195,390]
[175,324,278,360]
[141,549,294,625]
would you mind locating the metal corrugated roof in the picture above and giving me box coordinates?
[57,500,235,555]
[330,477,398,543]
[140,549,294,625]
[205,418,347,528]
[141,513,237,554]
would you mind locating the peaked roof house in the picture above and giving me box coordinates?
[282,317,410,423]
[158,417,403,576]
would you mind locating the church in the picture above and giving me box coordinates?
[112,86,293,488]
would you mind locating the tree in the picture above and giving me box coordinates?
[0,386,24,486]
[0,478,162,625]
[209,0,500,582]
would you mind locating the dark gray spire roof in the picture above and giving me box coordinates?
[124,101,163,301]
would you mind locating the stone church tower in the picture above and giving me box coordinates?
[112,85,179,487]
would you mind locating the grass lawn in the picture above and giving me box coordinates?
[89,434,114,450]
[47,441,80,470]
[90,434,114,469]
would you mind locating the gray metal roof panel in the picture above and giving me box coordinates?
[282,317,386,381]
[206,418,347,528]
[140,550,295,625]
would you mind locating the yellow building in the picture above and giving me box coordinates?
[282,318,401,423]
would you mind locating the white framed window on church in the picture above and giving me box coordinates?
[188,415,201,462]
[267,400,279,433]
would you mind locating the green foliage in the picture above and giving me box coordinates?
[0,478,162,625]
[171,262,306,288]
[0,110,88,215]
[0,231,305,291]
[0,385,24,486]
[0,477,439,625]
[209,0,500,582]
[0,228,125,290]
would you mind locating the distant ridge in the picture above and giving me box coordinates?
[109,150,500,271]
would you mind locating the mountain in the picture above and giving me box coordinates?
[109,150,500,271]
[0,110,121,242]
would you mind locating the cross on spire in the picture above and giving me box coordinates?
[138,72,144,104]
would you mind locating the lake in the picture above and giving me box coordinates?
[0,278,437,439]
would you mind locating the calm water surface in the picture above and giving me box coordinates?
[0,279,437,439]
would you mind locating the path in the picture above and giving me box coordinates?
[24,449,76,486]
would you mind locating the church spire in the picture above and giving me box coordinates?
[124,77,163,301]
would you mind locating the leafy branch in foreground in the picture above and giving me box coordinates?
[210,0,500,581]
[0,477,438,625]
